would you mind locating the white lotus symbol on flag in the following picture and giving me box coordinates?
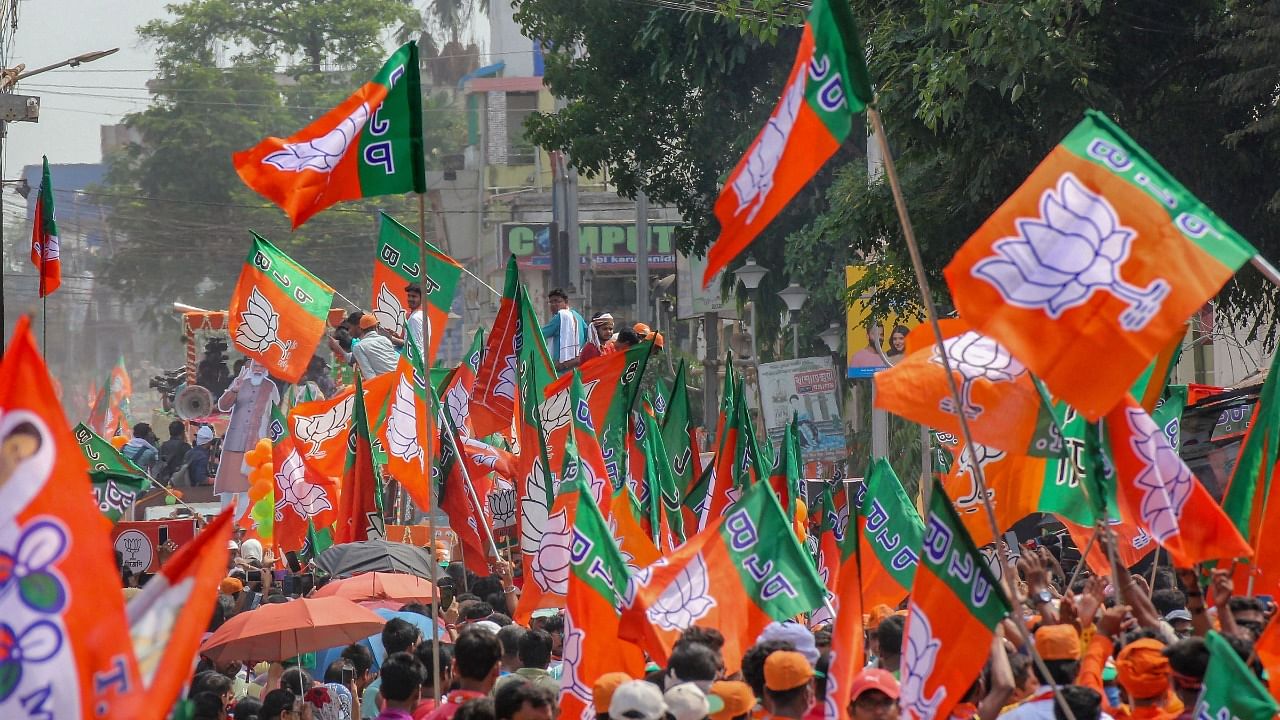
[647,554,716,631]
[520,459,552,556]
[559,616,593,716]
[901,602,946,720]
[971,172,1170,331]
[933,332,1026,420]
[490,481,516,529]
[387,374,422,465]
[236,286,295,368]
[494,353,518,402]
[445,382,471,436]
[1126,407,1191,543]
[274,449,333,518]
[731,69,805,224]
[293,397,353,458]
[830,503,849,543]
[263,102,370,173]
[531,508,571,595]
[373,284,406,337]
[540,390,572,434]
[954,443,1003,513]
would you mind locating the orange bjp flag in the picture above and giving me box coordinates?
[118,508,236,719]
[0,316,144,717]
[874,318,1062,457]
[229,233,335,384]
[901,479,1011,720]
[944,111,1255,420]
[233,43,425,228]
[1105,394,1251,568]
[290,388,356,480]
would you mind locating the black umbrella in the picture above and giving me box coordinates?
[313,540,438,580]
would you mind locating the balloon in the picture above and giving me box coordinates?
[110,435,128,450]
[255,437,272,455]
[164,495,177,506]
[794,498,808,525]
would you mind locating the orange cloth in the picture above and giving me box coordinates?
[1034,624,1081,661]
[1076,633,1182,720]
[1116,639,1171,700]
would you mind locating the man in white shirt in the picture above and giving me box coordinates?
[405,283,425,356]
[351,314,400,378]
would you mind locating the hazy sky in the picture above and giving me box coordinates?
[6,0,169,176]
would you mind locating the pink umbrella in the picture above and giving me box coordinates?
[200,596,386,663]
[313,572,437,605]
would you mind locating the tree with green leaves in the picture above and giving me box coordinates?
[515,0,1280,353]
[97,0,466,325]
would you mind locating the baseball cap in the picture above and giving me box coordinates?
[196,425,215,445]
[848,668,900,702]
[358,314,379,330]
[757,622,819,665]
[610,680,667,720]
[708,681,755,720]
[1116,639,1171,700]
[665,683,712,720]
[764,651,813,692]
[220,577,244,595]
[1034,624,1080,661]
[1164,608,1192,623]
[594,672,633,714]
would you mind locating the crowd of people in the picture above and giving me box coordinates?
[173,517,1274,720]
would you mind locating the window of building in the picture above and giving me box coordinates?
[506,92,539,165]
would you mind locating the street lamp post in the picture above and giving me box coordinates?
[1,48,119,346]
[733,257,768,363]
[776,282,809,358]
[819,322,842,354]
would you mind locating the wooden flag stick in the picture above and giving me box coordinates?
[867,106,1078,720]
[418,191,442,703]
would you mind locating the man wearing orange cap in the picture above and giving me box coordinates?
[1002,624,1087,720]
[1111,640,1180,720]
[846,669,899,720]
[761,651,814,719]
[593,672,633,720]
[709,680,755,720]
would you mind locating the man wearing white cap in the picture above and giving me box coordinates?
[575,312,616,367]
[610,680,667,720]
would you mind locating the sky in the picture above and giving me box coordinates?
[5,0,169,177]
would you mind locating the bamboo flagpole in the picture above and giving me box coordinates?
[417,192,442,701]
[866,106,1078,720]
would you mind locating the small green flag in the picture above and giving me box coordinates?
[1198,631,1278,720]
[74,423,150,522]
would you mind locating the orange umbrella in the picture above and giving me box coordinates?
[200,596,386,663]
[313,572,437,605]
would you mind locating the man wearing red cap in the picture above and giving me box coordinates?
[846,669,899,720]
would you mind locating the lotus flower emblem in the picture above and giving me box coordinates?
[490,482,517,529]
[531,508,571,595]
[445,382,471,436]
[274,449,333,518]
[520,459,553,556]
[901,602,946,720]
[972,173,1169,331]
[293,397,353,458]
[953,443,1003,512]
[559,616,593,715]
[829,503,849,543]
[646,554,716,631]
[932,332,1026,420]
[235,286,295,368]
[731,70,804,224]
[1126,407,1191,543]
[372,284,406,337]
[263,102,370,173]
[494,353,517,402]
[540,390,572,434]
[387,374,422,466]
